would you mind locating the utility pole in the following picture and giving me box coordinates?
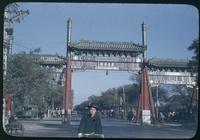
[4,3,29,55]
[156,84,159,120]
[114,89,118,118]
[3,3,29,131]
[3,3,29,79]
[123,87,126,119]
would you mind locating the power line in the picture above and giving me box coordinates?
[13,42,32,51]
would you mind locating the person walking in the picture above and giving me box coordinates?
[127,110,133,122]
[78,103,103,138]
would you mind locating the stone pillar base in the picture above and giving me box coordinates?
[62,109,71,125]
[142,110,151,125]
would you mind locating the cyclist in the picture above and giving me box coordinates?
[78,103,103,138]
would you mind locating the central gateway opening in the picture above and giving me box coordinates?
[72,70,134,105]
[62,18,154,125]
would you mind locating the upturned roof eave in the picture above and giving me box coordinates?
[69,40,146,52]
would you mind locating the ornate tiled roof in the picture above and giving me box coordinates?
[148,58,189,68]
[70,40,146,52]
[30,54,65,65]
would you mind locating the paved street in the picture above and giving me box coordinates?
[8,116,196,138]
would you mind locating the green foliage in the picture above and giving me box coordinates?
[4,53,63,115]
[75,100,90,111]
[188,39,199,61]
[188,39,199,83]
[151,85,193,115]
[75,84,140,111]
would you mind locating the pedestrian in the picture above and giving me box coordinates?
[127,110,133,122]
[77,103,103,138]
[159,112,165,122]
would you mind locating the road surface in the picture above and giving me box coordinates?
[4,116,197,138]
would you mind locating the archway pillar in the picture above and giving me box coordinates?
[62,57,72,124]
[136,66,155,125]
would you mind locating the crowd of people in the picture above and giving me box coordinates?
[92,109,137,122]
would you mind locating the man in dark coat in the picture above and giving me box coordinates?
[78,103,103,137]
[127,110,133,122]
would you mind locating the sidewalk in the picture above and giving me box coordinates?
[154,121,197,130]
[154,122,182,127]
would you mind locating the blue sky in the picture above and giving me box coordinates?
[9,3,199,105]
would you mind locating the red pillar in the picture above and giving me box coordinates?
[135,67,155,124]
[5,94,14,116]
[62,57,72,123]
[141,68,151,110]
